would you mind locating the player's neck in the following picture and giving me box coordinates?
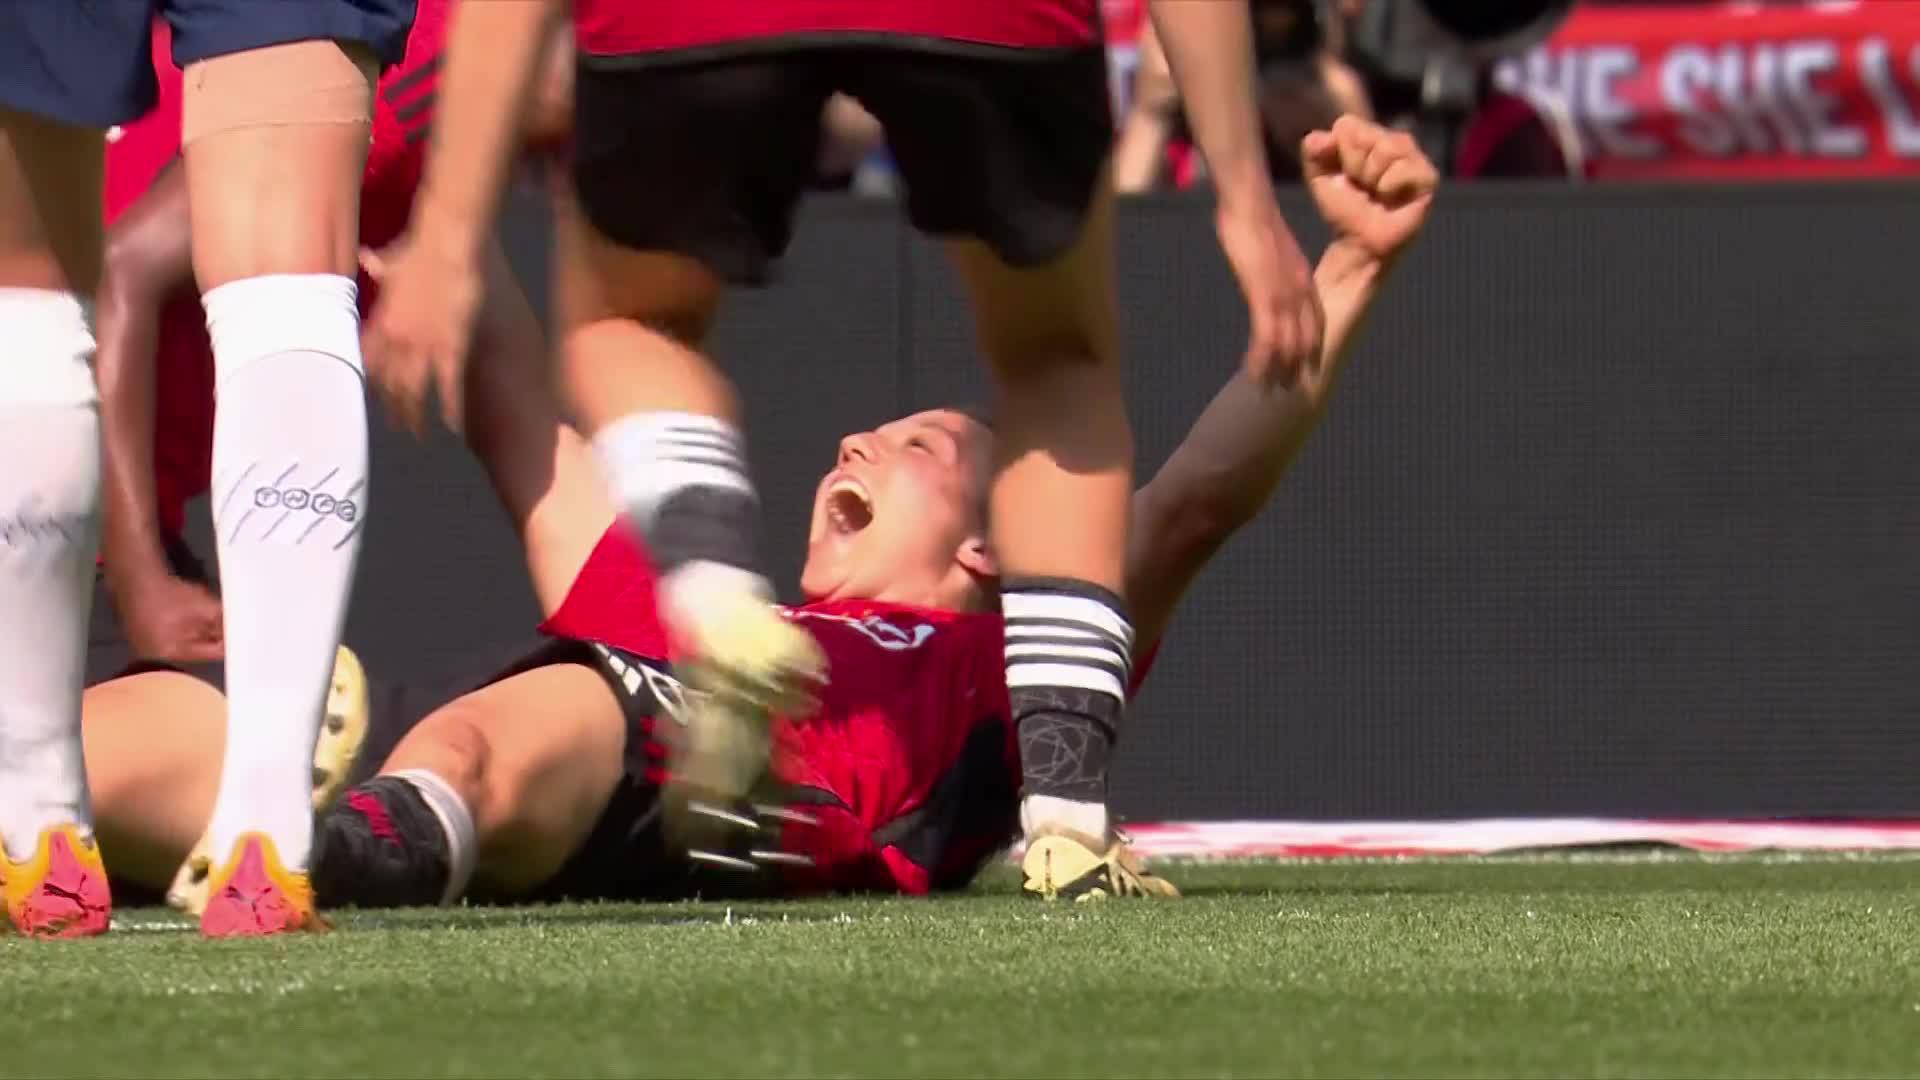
[815,575,983,614]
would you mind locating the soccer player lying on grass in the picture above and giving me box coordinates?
[80,116,1435,907]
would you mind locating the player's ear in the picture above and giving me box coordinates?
[955,535,997,580]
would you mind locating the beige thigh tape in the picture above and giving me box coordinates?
[181,40,377,144]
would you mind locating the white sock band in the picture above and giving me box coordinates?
[390,768,478,905]
[1003,590,1134,702]
[591,411,753,532]
[1020,795,1110,844]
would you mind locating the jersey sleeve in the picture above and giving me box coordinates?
[537,524,673,659]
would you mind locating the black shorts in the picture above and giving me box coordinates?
[96,619,768,904]
[0,0,416,128]
[572,44,1112,285]
[354,637,773,904]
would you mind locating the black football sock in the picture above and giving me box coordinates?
[1004,577,1132,841]
[311,776,454,908]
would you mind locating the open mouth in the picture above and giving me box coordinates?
[825,480,874,534]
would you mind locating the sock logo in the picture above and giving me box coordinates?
[0,496,95,554]
[0,512,92,548]
[253,485,360,522]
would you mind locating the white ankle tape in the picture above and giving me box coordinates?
[389,768,477,905]
[1021,795,1111,845]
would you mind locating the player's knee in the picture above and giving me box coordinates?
[403,708,569,874]
[384,705,493,821]
[473,761,577,875]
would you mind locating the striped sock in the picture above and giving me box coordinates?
[1004,578,1133,839]
[592,411,770,600]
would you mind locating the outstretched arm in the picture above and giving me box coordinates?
[96,161,226,663]
[1148,0,1324,382]
[1125,116,1439,650]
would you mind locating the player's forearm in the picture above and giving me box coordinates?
[96,171,195,587]
[1146,0,1271,202]
[412,0,566,262]
[1140,242,1385,529]
[95,264,177,587]
[1121,244,1382,641]
[1122,241,1388,643]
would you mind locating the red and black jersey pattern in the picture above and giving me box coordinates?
[573,0,1103,59]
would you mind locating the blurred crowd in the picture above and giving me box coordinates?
[817,0,1920,192]
[819,0,1586,193]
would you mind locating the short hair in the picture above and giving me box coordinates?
[948,401,996,433]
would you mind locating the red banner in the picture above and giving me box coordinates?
[1494,1,1920,179]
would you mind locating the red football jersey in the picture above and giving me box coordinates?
[540,524,1163,896]
[100,6,447,538]
[574,0,1102,57]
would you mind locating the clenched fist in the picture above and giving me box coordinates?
[1302,116,1439,264]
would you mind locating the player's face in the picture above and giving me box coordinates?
[801,409,993,608]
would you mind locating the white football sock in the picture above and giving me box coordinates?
[201,274,367,872]
[591,410,773,614]
[591,411,756,532]
[1020,795,1110,844]
[0,290,101,861]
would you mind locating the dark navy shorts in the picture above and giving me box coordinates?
[0,0,417,128]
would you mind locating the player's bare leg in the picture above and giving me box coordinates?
[180,40,379,937]
[553,188,822,847]
[0,109,113,937]
[80,652,370,904]
[86,659,625,911]
[946,176,1166,899]
[311,663,626,907]
[79,672,225,892]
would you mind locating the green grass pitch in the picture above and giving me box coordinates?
[1,855,1915,1078]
